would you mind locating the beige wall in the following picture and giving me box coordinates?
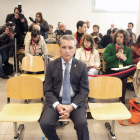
[0,0,138,35]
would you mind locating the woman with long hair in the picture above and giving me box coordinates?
[25,29,48,56]
[131,35,140,64]
[75,34,100,102]
[35,12,50,43]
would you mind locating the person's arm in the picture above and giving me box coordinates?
[40,20,49,32]
[43,62,59,106]
[123,47,133,65]
[21,17,28,32]
[25,42,32,56]
[103,45,117,63]
[72,64,89,107]
[0,27,9,42]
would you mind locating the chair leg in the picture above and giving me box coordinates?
[105,120,117,140]
[13,122,24,140]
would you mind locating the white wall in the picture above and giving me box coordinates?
[135,0,140,37]
[0,0,138,35]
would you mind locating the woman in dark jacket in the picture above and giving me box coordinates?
[35,12,49,43]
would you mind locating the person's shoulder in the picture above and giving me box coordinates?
[106,43,114,48]
[124,45,131,51]
[7,13,14,17]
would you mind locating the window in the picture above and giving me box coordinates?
[93,0,139,12]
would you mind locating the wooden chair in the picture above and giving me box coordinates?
[20,56,45,82]
[98,48,105,54]
[88,76,131,140]
[47,44,61,58]
[0,76,43,140]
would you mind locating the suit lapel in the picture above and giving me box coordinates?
[70,58,77,82]
[57,57,63,82]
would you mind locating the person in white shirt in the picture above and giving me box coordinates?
[75,34,100,103]
[75,34,100,77]
[86,20,92,34]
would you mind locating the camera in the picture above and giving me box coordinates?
[17,2,24,19]
[9,27,15,34]
[29,17,39,23]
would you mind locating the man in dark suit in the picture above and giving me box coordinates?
[39,35,89,140]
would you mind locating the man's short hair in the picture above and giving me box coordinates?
[76,21,85,30]
[59,35,76,47]
[6,21,15,27]
[93,25,99,30]
[111,28,118,34]
[49,24,53,29]
[113,29,129,45]
[128,22,134,27]
[14,7,19,13]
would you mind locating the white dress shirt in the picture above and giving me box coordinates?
[53,57,78,109]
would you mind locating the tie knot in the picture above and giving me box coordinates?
[64,63,69,68]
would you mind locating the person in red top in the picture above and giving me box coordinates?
[131,35,140,64]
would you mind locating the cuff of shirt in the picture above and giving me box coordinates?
[52,101,60,109]
[123,57,127,61]
[71,103,78,109]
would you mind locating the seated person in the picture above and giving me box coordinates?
[107,24,114,35]
[25,24,44,47]
[75,34,100,103]
[47,24,56,44]
[86,19,92,34]
[73,21,87,48]
[103,29,135,104]
[54,22,61,35]
[75,34,100,77]
[91,25,103,39]
[25,30,48,56]
[57,23,72,43]
[98,28,118,48]
[39,35,89,140]
[131,35,140,64]
[93,36,100,50]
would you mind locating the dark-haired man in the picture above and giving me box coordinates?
[73,21,87,48]
[127,22,136,43]
[6,7,28,48]
[103,29,135,104]
[98,28,118,48]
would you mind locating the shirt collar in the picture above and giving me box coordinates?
[61,57,72,65]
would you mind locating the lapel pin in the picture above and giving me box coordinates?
[74,65,76,67]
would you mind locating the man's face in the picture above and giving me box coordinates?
[49,27,53,32]
[93,27,98,33]
[58,23,61,29]
[60,24,66,31]
[60,39,76,63]
[128,24,133,30]
[14,9,19,15]
[116,33,124,45]
[86,20,90,28]
[80,23,87,33]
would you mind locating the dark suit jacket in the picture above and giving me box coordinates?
[44,57,89,107]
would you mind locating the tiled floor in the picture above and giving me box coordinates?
[0,57,140,140]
